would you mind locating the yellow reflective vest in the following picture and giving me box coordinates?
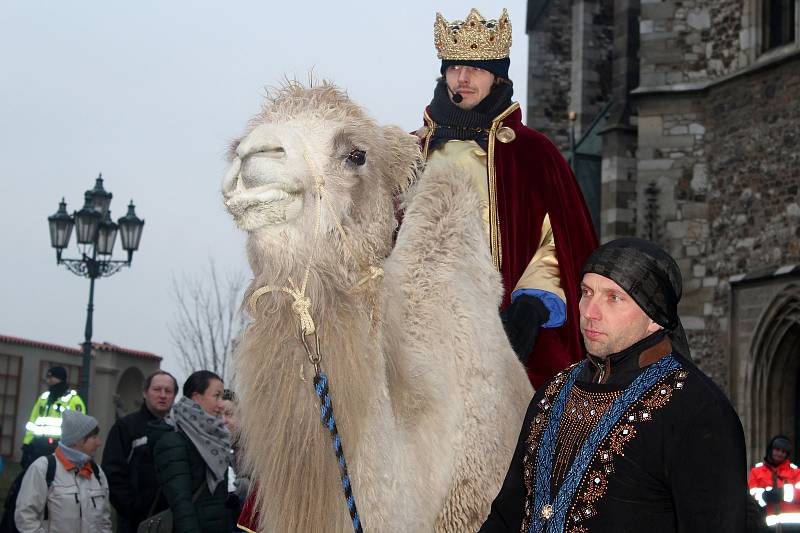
[23,389,86,444]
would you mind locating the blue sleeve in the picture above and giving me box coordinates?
[511,289,566,328]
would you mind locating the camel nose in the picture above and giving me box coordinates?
[245,144,286,159]
[233,128,290,189]
[240,145,288,189]
[236,126,287,161]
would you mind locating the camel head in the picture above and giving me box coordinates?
[222,81,421,270]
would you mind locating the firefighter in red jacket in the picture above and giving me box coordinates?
[749,435,800,529]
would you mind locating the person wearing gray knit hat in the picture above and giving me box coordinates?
[15,405,111,531]
[61,409,99,447]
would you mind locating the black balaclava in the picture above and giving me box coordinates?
[427,78,514,151]
[581,237,691,360]
[766,435,793,466]
[46,366,70,405]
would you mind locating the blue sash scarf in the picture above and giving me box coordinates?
[529,354,680,533]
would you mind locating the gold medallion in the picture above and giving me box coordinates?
[540,504,554,520]
[496,126,516,144]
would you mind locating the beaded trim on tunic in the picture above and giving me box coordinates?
[520,365,689,533]
[522,367,574,528]
[551,387,621,491]
[564,368,689,531]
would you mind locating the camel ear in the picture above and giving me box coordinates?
[227,136,243,162]
[381,125,423,192]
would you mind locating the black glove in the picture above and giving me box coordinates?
[501,294,550,365]
[762,487,782,504]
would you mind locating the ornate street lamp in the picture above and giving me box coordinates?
[47,173,145,408]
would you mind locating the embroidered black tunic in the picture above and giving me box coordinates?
[479,332,747,533]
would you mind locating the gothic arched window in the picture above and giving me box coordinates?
[762,0,797,51]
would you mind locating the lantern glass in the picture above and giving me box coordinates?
[48,198,74,249]
[75,194,101,245]
[87,173,112,217]
[118,201,144,252]
[96,210,118,255]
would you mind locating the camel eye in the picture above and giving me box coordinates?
[347,148,366,166]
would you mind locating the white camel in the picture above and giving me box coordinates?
[222,80,532,533]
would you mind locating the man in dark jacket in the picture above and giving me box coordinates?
[101,370,178,533]
[479,238,747,532]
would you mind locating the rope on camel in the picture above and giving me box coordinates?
[314,371,363,533]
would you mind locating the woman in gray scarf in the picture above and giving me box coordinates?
[148,370,237,533]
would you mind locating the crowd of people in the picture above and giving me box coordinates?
[5,346,796,532]
[3,369,247,533]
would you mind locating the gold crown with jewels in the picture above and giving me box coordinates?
[434,8,512,61]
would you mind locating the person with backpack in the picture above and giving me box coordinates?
[14,410,111,532]
[147,371,236,533]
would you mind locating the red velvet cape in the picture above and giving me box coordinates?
[237,486,259,532]
[424,105,598,387]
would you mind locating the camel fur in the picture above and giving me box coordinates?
[221,80,532,533]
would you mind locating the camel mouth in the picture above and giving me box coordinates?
[224,183,305,230]
[224,183,302,210]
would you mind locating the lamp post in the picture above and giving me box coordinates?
[47,174,144,409]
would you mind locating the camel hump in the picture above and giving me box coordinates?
[396,159,487,264]
[403,160,482,226]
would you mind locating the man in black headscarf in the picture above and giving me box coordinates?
[479,237,747,532]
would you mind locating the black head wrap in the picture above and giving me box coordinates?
[581,237,691,360]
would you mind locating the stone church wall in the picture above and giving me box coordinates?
[639,0,714,85]
[528,0,614,150]
[708,0,750,76]
[570,0,614,139]
[527,0,800,396]
[528,0,573,149]
[636,92,715,373]
[636,0,800,389]
[700,55,800,382]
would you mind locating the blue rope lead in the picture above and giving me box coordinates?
[314,371,364,533]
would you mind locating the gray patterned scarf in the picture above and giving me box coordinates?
[167,396,231,492]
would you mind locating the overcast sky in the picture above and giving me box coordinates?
[0,1,529,386]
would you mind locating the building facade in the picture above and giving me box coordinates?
[527,0,800,463]
[0,335,161,462]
